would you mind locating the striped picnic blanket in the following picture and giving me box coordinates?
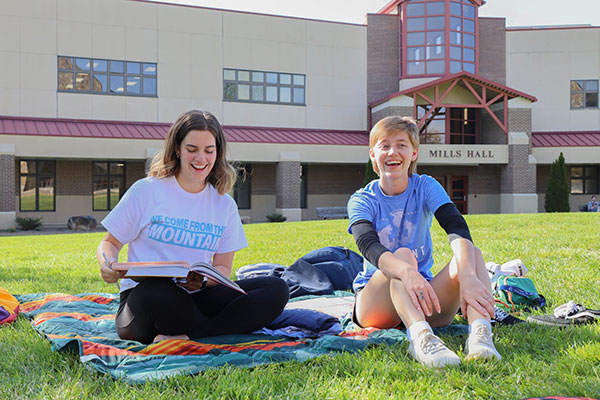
[15,292,415,384]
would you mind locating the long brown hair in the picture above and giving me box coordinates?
[148,110,236,195]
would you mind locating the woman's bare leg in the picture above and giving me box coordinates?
[354,248,424,329]
[354,248,460,367]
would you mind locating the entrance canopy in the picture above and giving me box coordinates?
[370,72,537,135]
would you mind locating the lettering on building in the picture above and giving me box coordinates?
[428,149,495,159]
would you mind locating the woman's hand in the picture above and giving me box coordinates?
[400,267,441,317]
[459,276,494,320]
[100,256,125,284]
[178,272,207,292]
[97,233,125,284]
[379,250,441,317]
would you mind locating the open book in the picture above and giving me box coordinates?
[111,261,246,294]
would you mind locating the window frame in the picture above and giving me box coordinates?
[223,68,306,106]
[448,107,478,144]
[402,0,479,78]
[18,160,56,212]
[569,165,599,194]
[570,80,599,109]
[57,56,157,97]
[92,161,126,211]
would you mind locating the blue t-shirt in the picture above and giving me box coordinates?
[347,174,451,291]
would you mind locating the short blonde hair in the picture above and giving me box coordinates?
[148,110,236,195]
[369,116,419,176]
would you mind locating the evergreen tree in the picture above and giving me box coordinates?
[544,152,570,212]
[364,158,378,186]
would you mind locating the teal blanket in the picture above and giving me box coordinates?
[16,292,467,384]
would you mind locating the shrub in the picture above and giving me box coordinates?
[544,152,570,212]
[265,213,287,223]
[364,158,378,186]
[15,216,43,230]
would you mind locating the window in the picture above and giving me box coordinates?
[448,107,476,144]
[570,80,598,108]
[19,160,55,211]
[570,165,598,194]
[223,68,305,105]
[403,0,477,77]
[58,56,157,97]
[418,106,446,144]
[417,106,478,144]
[92,162,125,211]
[233,164,252,209]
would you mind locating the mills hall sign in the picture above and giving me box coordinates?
[419,145,508,165]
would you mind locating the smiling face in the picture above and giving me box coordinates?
[370,129,419,185]
[175,129,217,193]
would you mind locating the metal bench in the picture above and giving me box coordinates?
[316,207,348,220]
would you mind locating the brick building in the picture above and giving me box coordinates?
[0,0,599,229]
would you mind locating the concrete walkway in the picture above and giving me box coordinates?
[0,227,106,237]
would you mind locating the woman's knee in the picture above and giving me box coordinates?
[242,276,289,307]
[265,276,290,307]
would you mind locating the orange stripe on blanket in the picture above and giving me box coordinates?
[44,334,306,357]
[34,312,114,325]
[138,338,306,356]
[80,340,142,357]
[79,295,115,305]
[45,334,143,357]
[339,327,379,339]
[19,294,87,313]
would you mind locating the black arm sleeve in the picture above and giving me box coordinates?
[434,202,472,243]
[350,219,389,268]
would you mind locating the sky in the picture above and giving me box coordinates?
[148,0,600,27]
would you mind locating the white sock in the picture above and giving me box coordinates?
[469,318,492,333]
[407,320,432,341]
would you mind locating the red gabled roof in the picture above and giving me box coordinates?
[532,131,600,147]
[369,71,537,107]
[0,116,368,146]
[377,0,484,15]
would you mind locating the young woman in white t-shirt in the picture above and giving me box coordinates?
[96,110,289,344]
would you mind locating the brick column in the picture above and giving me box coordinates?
[500,105,538,213]
[372,105,414,126]
[275,152,301,222]
[0,144,16,229]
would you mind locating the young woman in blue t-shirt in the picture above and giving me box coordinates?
[348,116,500,367]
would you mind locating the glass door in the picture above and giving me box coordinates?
[449,176,468,214]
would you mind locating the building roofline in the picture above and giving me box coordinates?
[133,0,365,27]
[0,115,369,146]
[369,72,537,107]
[507,24,599,32]
[377,0,484,15]
[532,131,600,147]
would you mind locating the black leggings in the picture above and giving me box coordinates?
[115,276,289,344]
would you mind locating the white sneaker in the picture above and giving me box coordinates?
[408,329,461,368]
[465,323,501,361]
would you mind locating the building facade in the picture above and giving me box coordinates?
[0,0,598,229]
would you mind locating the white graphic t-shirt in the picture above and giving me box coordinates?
[347,174,451,291]
[102,176,248,292]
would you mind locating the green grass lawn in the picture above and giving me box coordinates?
[0,213,599,399]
